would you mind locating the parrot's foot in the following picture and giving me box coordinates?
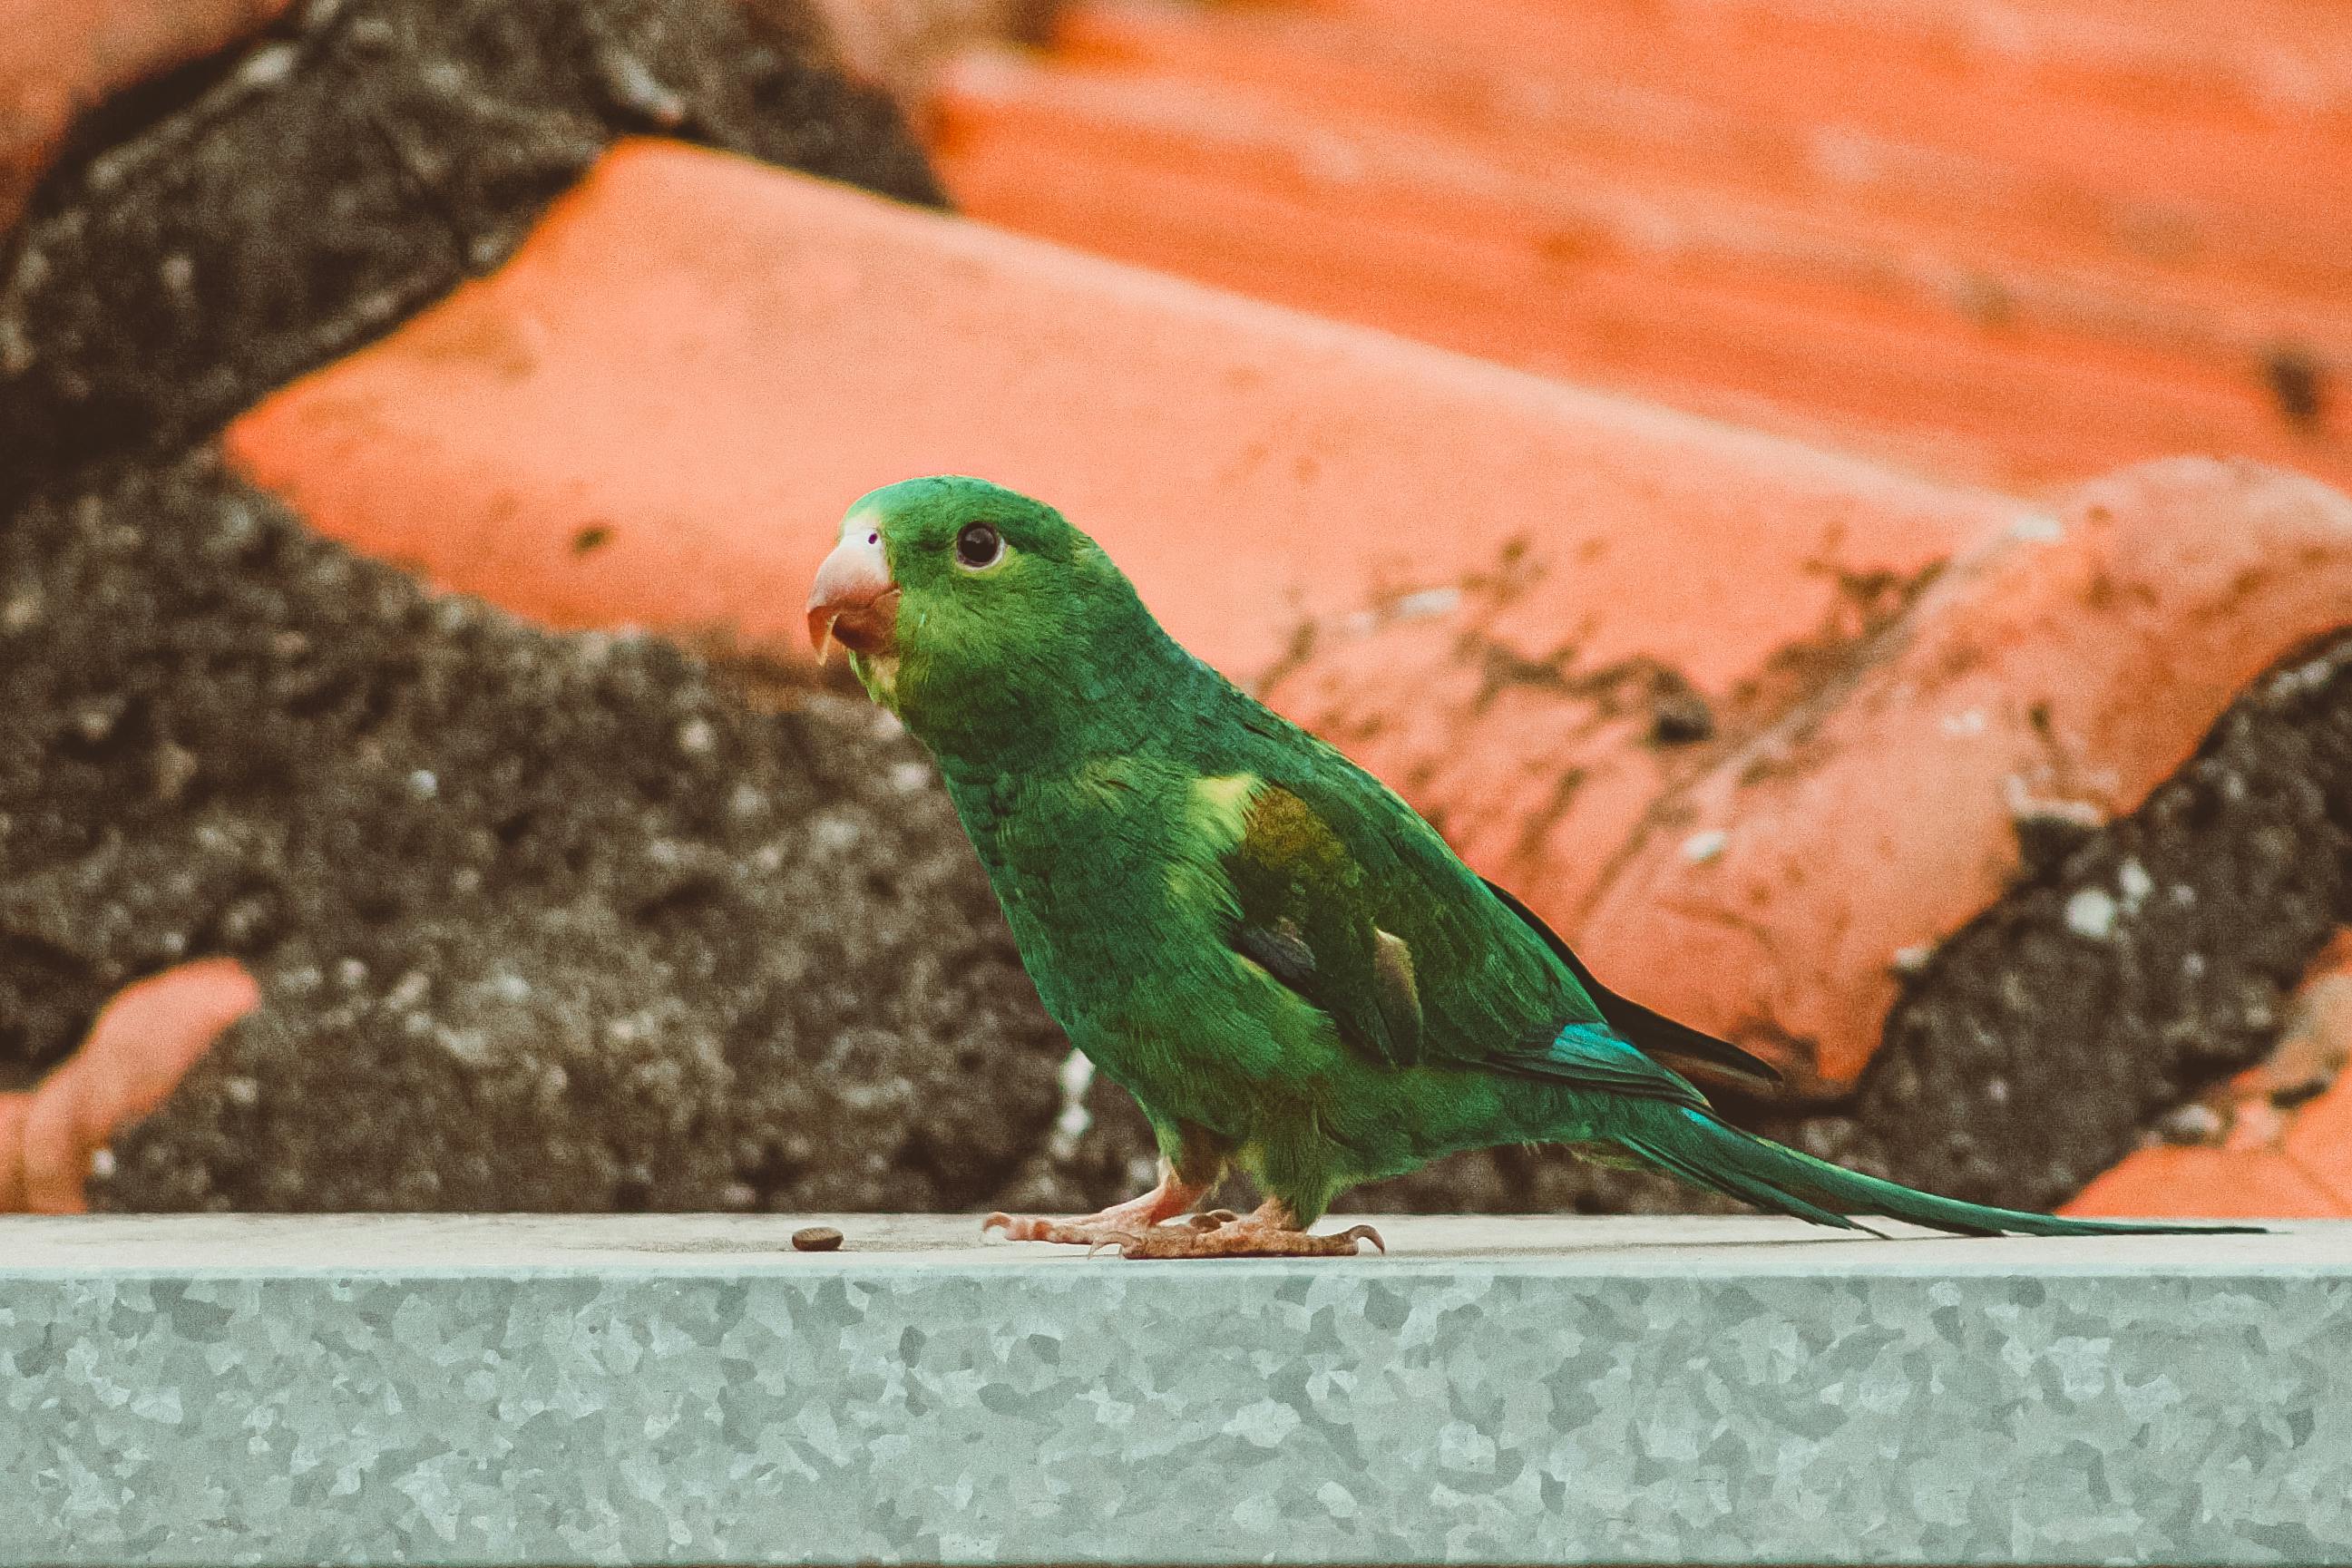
[982,1186,1380,1259]
[981,1161,1212,1249]
[1107,1218,1385,1259]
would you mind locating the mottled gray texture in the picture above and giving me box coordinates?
[4,1215,2348,1565]
[1,459,1067,1213]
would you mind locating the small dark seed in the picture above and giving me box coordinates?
[792,1225,844,1252]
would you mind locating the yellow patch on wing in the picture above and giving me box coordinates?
[1170,772,1264,912]
[1189,773,1263,849]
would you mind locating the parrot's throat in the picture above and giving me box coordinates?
[848,648,902,711]
[897,621,1211,785]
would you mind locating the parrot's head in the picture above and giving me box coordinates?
[806,475,1165,765]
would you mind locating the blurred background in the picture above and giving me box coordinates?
[918,0,2351,495]
[1,0,2347,1225]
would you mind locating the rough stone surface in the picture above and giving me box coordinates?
[0,456,1065,1212]
[0,0,942,503]
[3,1213,2347,1566]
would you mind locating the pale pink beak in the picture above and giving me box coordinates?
[806,529,901,662]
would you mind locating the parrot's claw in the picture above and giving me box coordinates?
[1109,1222,1385,1260]
[981,1212,1154,1251]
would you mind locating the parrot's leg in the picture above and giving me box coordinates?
[981,1161,1211,1247]
[1108,1198,1383,1260]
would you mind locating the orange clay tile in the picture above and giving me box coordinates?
[1329,0,2352,125]
[2284,1081,2352,1211]
[1049,5,2352,332]
[1565,458,2352,1093]
[927,48,2351,495]
[1324,0,2352,229]
[2063,1144,2347,1222]
[791,0,1045,95]
[0,1096,24,1212]
[0,0,291,232]
[2280,934,2352,1206]
[1,959,259,1214]
[932,106,2025,486]
[226,139,2025,686]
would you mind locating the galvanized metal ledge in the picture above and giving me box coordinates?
[2,1214,2346,1566]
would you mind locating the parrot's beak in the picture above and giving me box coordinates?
[806,527,901,663]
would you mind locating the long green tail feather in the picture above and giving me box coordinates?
[1618,1102,2266,1237]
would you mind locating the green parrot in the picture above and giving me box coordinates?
[805,475,2252,1258]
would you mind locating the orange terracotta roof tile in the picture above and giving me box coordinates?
[1331,0,2352,123]
[2285,1080,2352,1210]
[3,959,258,1214]
[0,1096,24,1212]
[1057,1,2352,309]
[227,139,2024,683]
[927,0,2351,492]
[1570,458,2352,1088]
[2064,1143,2347,1220]
[1324,0,2352,219]
[933,70,2348,492]
[2279,934,2352,1205]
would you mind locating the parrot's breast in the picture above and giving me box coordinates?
[942,755,1349,1141]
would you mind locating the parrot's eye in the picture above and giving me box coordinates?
[954,522,1004,570]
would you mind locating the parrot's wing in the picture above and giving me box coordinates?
[1219,780,1426,1066]
[1214,771,1711,1107]
[1479,879,1784,1090]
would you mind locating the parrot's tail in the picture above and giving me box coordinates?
[1614,1101,2264,1237]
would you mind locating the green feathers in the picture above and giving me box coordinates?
[828,476,2258,1240]
[1217,777,1427,1067]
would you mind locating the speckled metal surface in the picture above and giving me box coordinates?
[3,1214,2348,1566]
